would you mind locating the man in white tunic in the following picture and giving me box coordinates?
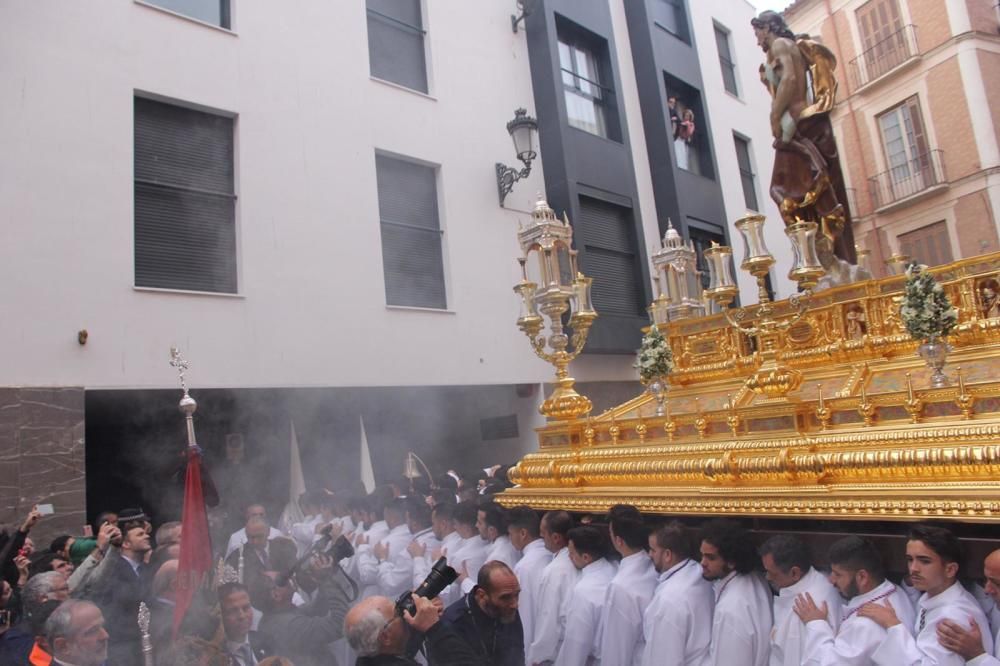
[700,519,773,666]
[440,501,487,607]
[937,548,1000,665]
[860,524,993,666]
[458,501,520,595]
[759,534,842,666]
[509,505,552,663]
[599,507,657,666]
[528,511,579,666]
[357,498,412,600]
[554,525,617,666]
[226,504,283,557]
[641,521,713,666]
[372,498,435,599]
[410,501,459,588]
[794,535,916,666]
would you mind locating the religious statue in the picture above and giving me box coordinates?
[751,11,870,289]
[845,305,867,341]
[981,279,1000,319]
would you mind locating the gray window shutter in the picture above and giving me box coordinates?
[134,97,236,293]
[575,197,644,317]
[367,0,428,93]
[375,154,446,309]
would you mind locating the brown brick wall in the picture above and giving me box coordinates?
[925,56,978,180]
[954,190,998,257]
[909,0,953,52]
[967,0,999,34]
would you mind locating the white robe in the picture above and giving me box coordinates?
[225,525,283,557]
[969,623,1000,665]
[554,558,617,666]
[528,547,581,665]
[641,559,713,666]
[289,514,322,557]
[704,571,773,666]
[441,534,487,607]
[460,535,521,594]
[413,530,460,587]
[873,581,993,666]
[349,520,390,599]
[514,538,552,661]
[802,580,916,666]
[770,567,843,666]
[599,551,658,666]
[361,523,414,599]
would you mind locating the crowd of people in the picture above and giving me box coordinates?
[2,468,1000,666]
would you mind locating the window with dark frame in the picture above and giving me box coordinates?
[374,154,447,309]
[142,0,231,28]
[366,0,428,94]
[557,31,612,138]
[664,73,714,179]
[133,97,237,294]
[733,134,759,211]
[898,221,953,268]
[654,0,690,43]
[714,24,739,96]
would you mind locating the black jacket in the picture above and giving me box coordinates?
[441,589,524,666]
[89,554,150,665]
[357,620,487,666]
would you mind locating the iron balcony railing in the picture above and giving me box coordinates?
[848,24,919,90]
[845,187,860,218]
[868,149,945,209]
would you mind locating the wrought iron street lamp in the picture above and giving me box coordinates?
[497,108,538,206]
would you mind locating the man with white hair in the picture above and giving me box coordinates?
[0,571,70,664]
[343,593,483,665]
[45,600,110,666]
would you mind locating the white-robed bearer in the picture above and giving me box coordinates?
[599,506,658,666]
[410,501,459,588]
[372,498,435,599]
[357,498,412,599]
[509,506,553,662]
[458,501,520,595]
[440,501,487,607]
[528,511,579,666]
[554,525,617,666]
[859,524,993,665]
[937,549,1000,665]
[794,535,916,666]
[760,534,842,666]
[699,519,773,666]
[641,521,713,666]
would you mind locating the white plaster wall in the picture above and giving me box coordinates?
[0,0,646,390]
[691,0,797,300]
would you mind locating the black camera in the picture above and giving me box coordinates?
[328,535,354,562]
[395,557,457,617]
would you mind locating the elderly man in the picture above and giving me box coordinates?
[45,600,109,666]
[227,504,282,557]
[938,548,1000,664]
[345,593,484,665]
[443,560,524,665]
[0,571,70,663]
[760,534,841,666]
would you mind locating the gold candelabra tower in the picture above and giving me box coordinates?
[514,196,598,419]
[704,214,825,400]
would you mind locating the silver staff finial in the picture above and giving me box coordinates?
[169,347,190,394]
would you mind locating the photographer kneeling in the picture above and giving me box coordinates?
[345,593,485,665]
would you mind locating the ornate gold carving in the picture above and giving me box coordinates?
[816,384,832,430]
[956,367,974,420]
[903,373,923,424]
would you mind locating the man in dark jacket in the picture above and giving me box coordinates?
[441,561,524,666]
[345,593,486,665]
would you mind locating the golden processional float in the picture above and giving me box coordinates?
[497,197,1000,541]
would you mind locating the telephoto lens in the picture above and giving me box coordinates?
[394,557,458,617]
[329,535,354,561]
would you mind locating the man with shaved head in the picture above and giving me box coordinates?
[344,593,483,665]
[938,548,1000,664]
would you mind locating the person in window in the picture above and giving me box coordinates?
[667,97,680,139]
[675,107,696,171]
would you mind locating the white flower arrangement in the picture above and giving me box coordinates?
[635,325,674,385]
[899,263,958,342]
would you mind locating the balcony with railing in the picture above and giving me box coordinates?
[868,149,946,211]
[848,25,920,91]
[845,187,860,218]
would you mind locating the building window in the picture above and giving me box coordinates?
[665,74,713,178]
[142,0,230,28]
[733,134,759,211]
[366,0,428,93]
[654,0,690,43]
[558,39,607,138]
[134,97,236,293]
[855,0,907,81]
[575,197,644,317]
[873,95,940,205]
[714,24,738,96]
[375,154,446,309]
[899,221,953,267]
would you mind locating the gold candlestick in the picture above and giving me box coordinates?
[903,373,923,424]
[955,367,974,420]
[816,384,832,430]
[857,381,875,427]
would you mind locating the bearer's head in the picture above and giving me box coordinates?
[826,535,885,601]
